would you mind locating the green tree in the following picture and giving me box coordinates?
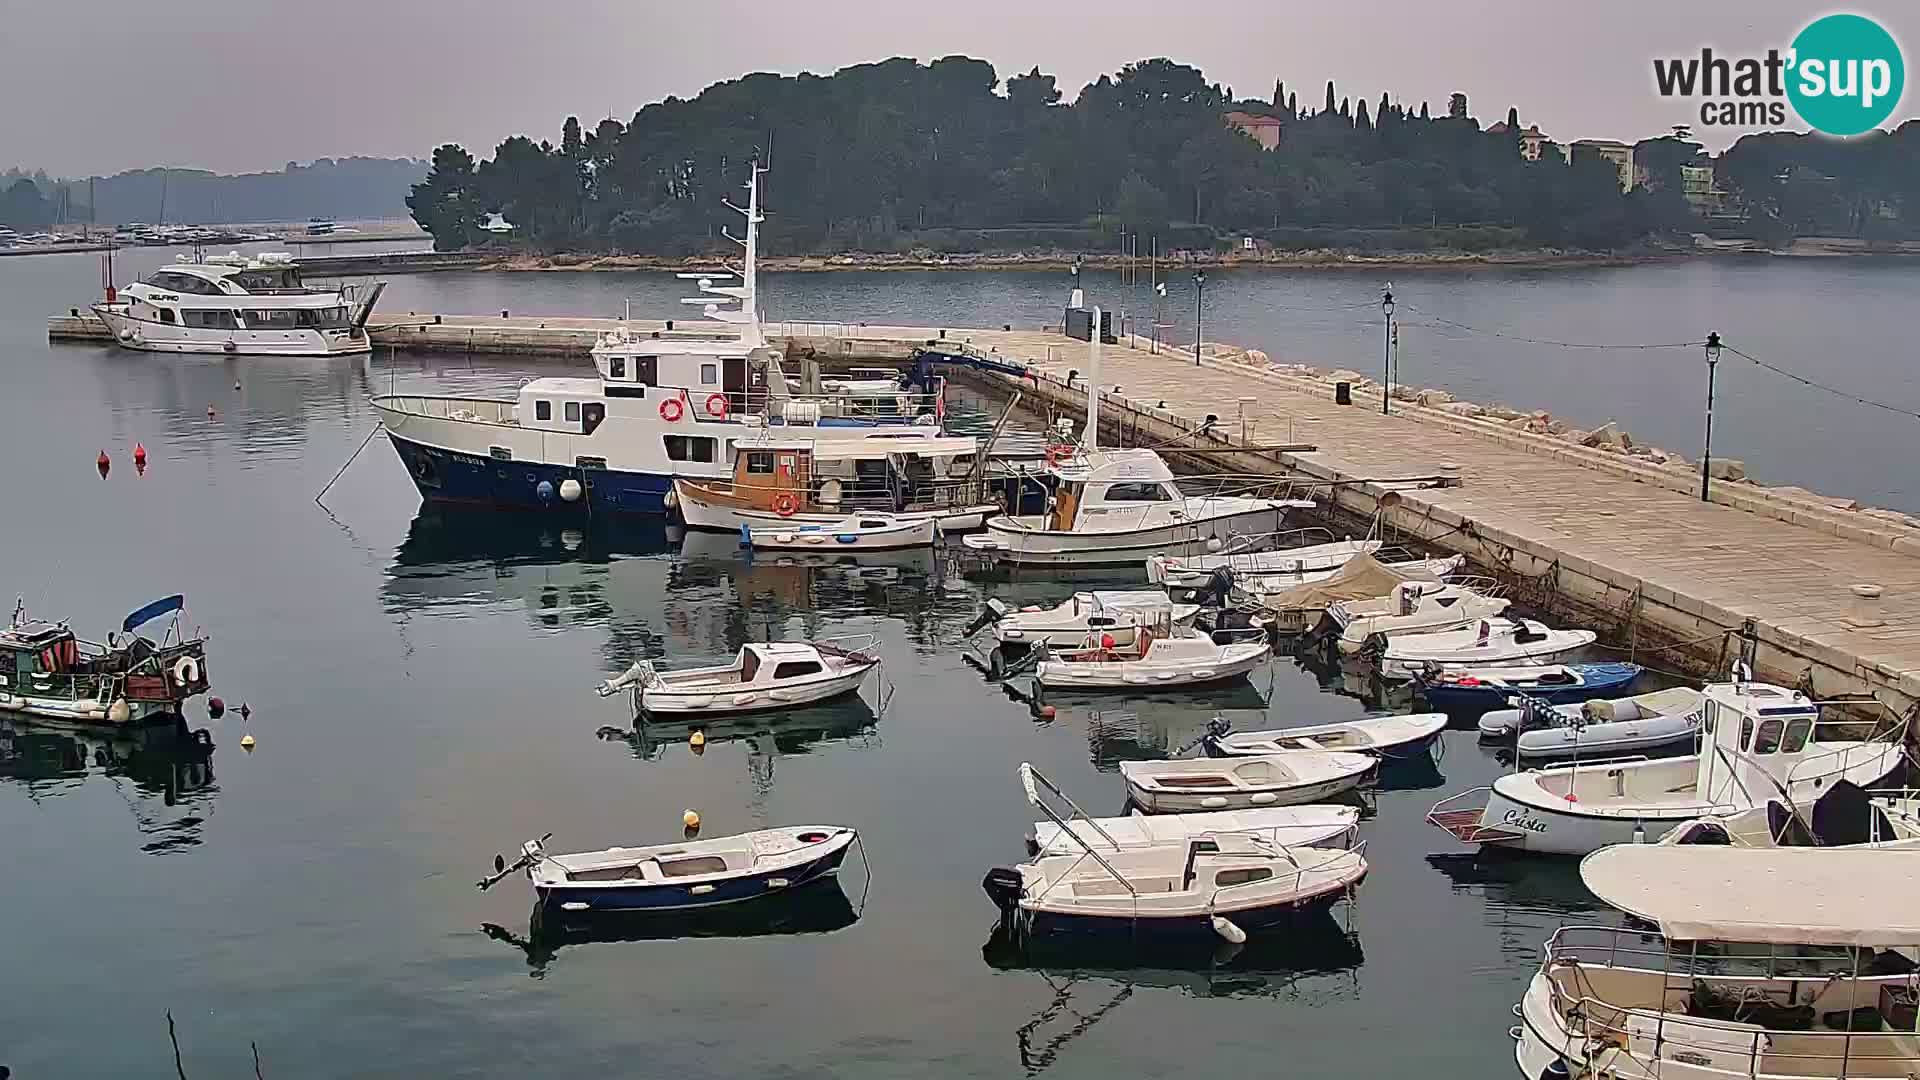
[404,144,482,250]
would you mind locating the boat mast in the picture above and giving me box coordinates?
[1086,305,1102,451]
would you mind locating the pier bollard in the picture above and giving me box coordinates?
[1335,381,1353,406]
[501,309,509,319]
[1847,584,1886,628]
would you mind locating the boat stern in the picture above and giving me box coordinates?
[1425,786,1529,847]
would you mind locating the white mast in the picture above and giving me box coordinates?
[1086,305,1102,451]
[675,164,766,344]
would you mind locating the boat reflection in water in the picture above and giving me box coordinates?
[983,915,1363,1072]
[596,693,882,763]
[0,718,217,854]
[1423,851,1606,965]
[481,877,861,978]
[1034,685,1270,772]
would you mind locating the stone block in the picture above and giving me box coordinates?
[1414,388,1454,405]
[1436,401,1484,417]
[1705,457,1746,481]
[1579,421,1622,448]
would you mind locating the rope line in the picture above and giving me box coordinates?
[1723,344,1920,423]
[1398,305,1702,350]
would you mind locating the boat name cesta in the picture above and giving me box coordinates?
[1499,809,1551,834]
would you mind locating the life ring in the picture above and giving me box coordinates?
[1044,444,1072,467]
[659,397,685,422]
[772,493,799,517]
[172,655,201,686]
[705,393,729,419]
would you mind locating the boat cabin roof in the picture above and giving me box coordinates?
[1581,845,1920,946]
[737,433,974,457]
[1053,448,1176,484]
[0,621,74,649]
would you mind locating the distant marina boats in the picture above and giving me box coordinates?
[93,250,382,356]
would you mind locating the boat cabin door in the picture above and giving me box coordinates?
[723,357,748,410]
[1049,483,1081,531]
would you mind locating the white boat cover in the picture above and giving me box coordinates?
[1246,552,1445,610]
[1580,846,1920,946]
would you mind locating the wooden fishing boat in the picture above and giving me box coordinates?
[743,511,936,552]
[674,434,1006,533]
[1418,662,1642,711]
[596,639,878,716]
[1204,712,1448,761]
[1120,752,1377,812]
[0,596,210,726]
[1033,629,1269,690]
[1028,804,1361,856]
[479,826,859,913]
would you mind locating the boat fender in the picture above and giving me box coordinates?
[223,340,237,354]
[172,655,201,686]
[1210,916,1247,945]
[835,534,858,544]
[118,328,136,342]
[773,493,799,517]
[536,480,555,502]
[1249,792,1278,805]
[738,524,753,546]
[108,697,131,723]
[663,486,679,511]
[558,478,583,503]
[705,393,729,419]
[659,397,685,422]
[1200,796,1230,809]
[682,809,701,830]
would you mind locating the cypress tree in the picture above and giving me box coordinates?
[1324,80,1336,115]
[1420,101,1430,121]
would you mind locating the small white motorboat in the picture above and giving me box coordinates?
[1147,536,1381,589]
[1205,712,1449,762]
[744,512,936,552]
[1659,778,1920,850]
[1029,804,1360,856]
[1477,685,1705,759]
[1231,551,1464,634]
[991,763,1366,943]
[477,826,860,913]
[982,590,1200,649]
[1120,752,1377,812]
[596,639,879,716]
[1033,629,1269,690]
[1374,618,1596,678]
[1426,673,1906,856]
[1328,580,1509,653]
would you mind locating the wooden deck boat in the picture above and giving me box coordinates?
[1120,752,1377,812]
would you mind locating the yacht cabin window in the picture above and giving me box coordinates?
[745,451,776,475]
[158,309,176,325]
[609,357,626,380]
[771,660,824,679]
[701,363,718,385]
[244,309,298,330]
[564,401,581,423]
[1739,716,1754,751]
[581,403,605,435]
[182,309,238,329]
[1103,482,1175,502]
[535,401,552,421]
[1781,716,1813,753]
[663,435,716,463]
[1753,719,1785,755]
[635,356,658,386]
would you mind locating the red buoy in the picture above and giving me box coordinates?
[1039,705,1057,719]
[96,450,110,477]
[133,443,147,466]
[207,696,226,719]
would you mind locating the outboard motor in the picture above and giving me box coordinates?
[981,866,1025,919]
[962,598,1010,639]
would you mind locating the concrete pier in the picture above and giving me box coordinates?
[46,308,1920,717]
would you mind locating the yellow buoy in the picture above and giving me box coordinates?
[690,730,707,748]
[240,734,256,751]
[682,809,701,830]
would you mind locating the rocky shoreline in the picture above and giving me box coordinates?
[464,248,1680,274]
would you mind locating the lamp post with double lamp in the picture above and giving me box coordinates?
[1700,331,1722,503]
[1192,269,1206,367]
[1381,285,1396,414]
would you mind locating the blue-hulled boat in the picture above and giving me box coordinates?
[479,826,857,913]
[1415,661,1640,711]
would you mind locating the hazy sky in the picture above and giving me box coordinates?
[3,0,1914,176]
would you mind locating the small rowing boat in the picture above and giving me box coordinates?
[1119,752,1376,812]
[1417,662,1641,711]
[1033,630,1268,690]
[479,827,859,913]
[1204,712,1448,761]
[744,511,936,552]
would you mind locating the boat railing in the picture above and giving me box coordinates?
[1448,575,1509,599]
[1780,712,1912,790]
[371,393,519,426]
[699,472,1002,511]
[14,671,109,701]
[1543,927,1919,1079]
[810,633,882,664]
[701,384,945,426]
[1161,527,1342,565]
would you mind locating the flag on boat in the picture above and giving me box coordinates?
[123,594,185,633]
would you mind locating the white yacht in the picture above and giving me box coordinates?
[1426,672,1906,856]
[370,166,953,515]
[960,447,1312,568]
[93,251,381,356]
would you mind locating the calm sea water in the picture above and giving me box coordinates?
[0,244,1903,1078]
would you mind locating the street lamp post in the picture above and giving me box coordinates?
[1193,269,1206,367]
[1381,286,1396,414]
[1700,331,1722,502]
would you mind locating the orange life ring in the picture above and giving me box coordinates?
[659,397,684,422]
[772,493,799,517]
[705,393,729,419]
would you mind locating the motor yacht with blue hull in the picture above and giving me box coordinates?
[481,827,859,914]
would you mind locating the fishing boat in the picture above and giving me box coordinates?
[0,596,210,726]
[1230,551,1465,634]
[979,590,1200,649]
[1372,617,1597,678]
[1032,628,1269,690]
[1327,579,1509,654]
[372,166,951,515]
[1514,845,1920,1080]
[985,764,1368,944]
[1119,752,1377,812]
[1425,671,1906,856]
[478,826,859,913]
[1417,661,1642,711]
[1659,778,1920,850]
[93,251,382,356]
[595,639,879,716]
[743,511,936,552]
[1477,684,1704,760]
[1146,533,1380,589]
[675,432,1009,534]
[960,447,1313,569]
[1203,712,1449,761]
[1029,804,1361,856]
